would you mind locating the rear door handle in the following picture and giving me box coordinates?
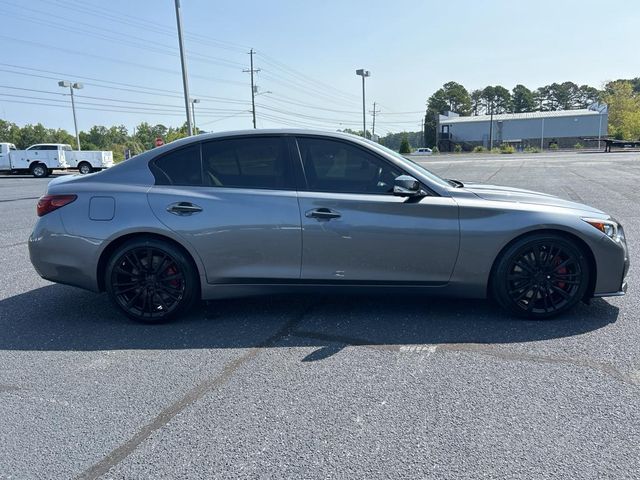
[167,202,203,216]
[305,207,341,220]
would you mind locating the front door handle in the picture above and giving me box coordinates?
[167,202,203,216]
[305,207,341,220]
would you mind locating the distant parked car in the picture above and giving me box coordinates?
[29,130,629,323]
[409,147,433,156]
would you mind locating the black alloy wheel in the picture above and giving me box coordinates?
[493,234,589,318]
[106,238,198,322]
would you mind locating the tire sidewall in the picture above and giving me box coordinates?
[492,234,590,319]
[31,163,47,178]
[79,163,92,174]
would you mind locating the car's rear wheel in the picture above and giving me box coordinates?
[105,237,199,323]
[491,234,590,319]
[78,162,92,174]
[31,163,48,178]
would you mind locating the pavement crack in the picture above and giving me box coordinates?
[290,330,638,386]
[437,343,638,386]
[0,196,39,203]
[75,301,318,480]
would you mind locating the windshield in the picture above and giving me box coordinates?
[62,145,72,151]
[363,139,452,188]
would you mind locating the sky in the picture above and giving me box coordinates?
[0,0,638,137]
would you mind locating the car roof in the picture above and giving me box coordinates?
[27,143,70,147]
[175,128,364,144]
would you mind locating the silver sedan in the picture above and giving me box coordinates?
[29,130,629,323]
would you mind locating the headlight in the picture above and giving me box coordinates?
[582,218,624,242]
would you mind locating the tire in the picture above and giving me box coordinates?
[105,237,199,323]
[78,162,93,175]
[491,233,590,319]
[31,163,48,178]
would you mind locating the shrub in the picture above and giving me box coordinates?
[524,146,540,153]
[500,144,515,154]
[473,146,486,153]
[574,142,584,149]
[454,144,462,153]
[431,146,439,154]
[549,143,559,150]
[399,135,411,154]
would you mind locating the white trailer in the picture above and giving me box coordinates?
[0,142,70,177]
[28,144,113,174]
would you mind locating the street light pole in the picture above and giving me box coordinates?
[58,80,83,150]
[191,98,200,133]
[174,0,193,135]
[356,69,370,138]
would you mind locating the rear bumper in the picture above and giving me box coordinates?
[28,212,101,292]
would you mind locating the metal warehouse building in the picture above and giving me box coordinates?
[437,104,608,151]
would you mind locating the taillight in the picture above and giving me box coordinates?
[37,194,77,217]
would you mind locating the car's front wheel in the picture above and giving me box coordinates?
[105,237,199,323]
[491,233,590,319]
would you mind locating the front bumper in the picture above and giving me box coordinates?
[593,281,628,298]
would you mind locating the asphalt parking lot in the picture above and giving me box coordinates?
[1,151,638,479]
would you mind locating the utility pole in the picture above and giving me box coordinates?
[488,107,494,150]
[370,102,381,141]
[174,0,193,135]
[58,80,83,150]
[244,49,260,129]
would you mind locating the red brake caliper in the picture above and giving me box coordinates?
[554,256,567,289]
[165,266,180,288]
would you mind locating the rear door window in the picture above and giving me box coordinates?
[201,136,294,190]
[150,144,203,186]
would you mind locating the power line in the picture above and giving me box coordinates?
[0,1,247,71]
[34,0,249,54]
[0,65,250,105]
[0,96,250,119]
[257,52,361,103]
[0,35,247,87]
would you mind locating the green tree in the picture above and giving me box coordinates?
[576,85,602,108]
[16,123,50,149]
[423,81,471,147]
[512,84,536,113]
[603,80,640,140]
[470,89,484,115]
[481,85,512,114]
[399,134,411,153]
[0,119,21,145]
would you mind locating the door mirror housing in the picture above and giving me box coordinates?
[393,175,424,197]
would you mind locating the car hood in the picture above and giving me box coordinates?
[461,183,605,214]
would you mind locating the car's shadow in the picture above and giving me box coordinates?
[0,284,620,355]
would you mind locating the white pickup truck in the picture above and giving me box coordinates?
[0,143,113,177]
[0,142,70,177]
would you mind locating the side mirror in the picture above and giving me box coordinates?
[393,175,423,197]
